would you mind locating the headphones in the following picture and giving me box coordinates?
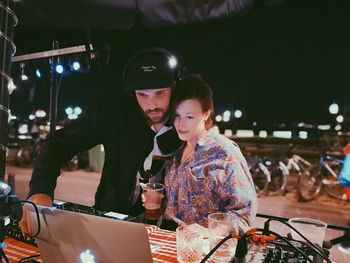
[122,47,181,93]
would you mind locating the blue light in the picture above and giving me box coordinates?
[72,61,81,71]
[36,69,42,78]
[55,64,64,74]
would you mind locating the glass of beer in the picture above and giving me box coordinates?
[141,183,164,220]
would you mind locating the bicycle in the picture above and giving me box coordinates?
[284,154,312,193]
[298,154,349,201]
[265,157,289,196]
[15,135,45,167]
[246,155,271,196]
[16,134,80,171]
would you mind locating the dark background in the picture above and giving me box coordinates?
[9,0,350,129]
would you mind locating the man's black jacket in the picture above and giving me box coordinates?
[28,91,181,215]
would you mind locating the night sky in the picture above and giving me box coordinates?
[9,0,350,128]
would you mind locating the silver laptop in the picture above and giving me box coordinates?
[26,204,153,263]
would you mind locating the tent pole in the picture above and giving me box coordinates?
[0,0,17,181]
[49,41,60,134]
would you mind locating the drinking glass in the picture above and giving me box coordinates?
[208,212,239,262]
[141,183,164,220]
[288,218,327,246]
[176,225,203,263]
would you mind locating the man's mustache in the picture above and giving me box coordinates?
[145,108,164,114]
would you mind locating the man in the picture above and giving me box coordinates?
[20,48,182,233]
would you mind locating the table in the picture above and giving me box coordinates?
[2,225,179,263]
[3,224,342,263]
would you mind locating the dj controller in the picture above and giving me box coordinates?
[5,200,136,247]
[5,201,328,263]
[242,238,325,263]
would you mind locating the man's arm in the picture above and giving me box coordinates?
[28,108,105,199]
[20,95,109,234]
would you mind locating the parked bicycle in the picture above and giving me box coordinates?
[284,154,312,193]
[15,135,45,167]
[246,155,271,196]
[265,157,289,196]
[16,135,80,171]
[298,154,349,201]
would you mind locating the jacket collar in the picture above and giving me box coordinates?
[174,126,219,165]
[156,127,182,155]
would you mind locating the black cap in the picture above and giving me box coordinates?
[123,48,179,91]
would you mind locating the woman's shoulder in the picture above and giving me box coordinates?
[196,127,241,160]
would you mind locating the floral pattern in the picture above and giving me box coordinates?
[164,127,257,229]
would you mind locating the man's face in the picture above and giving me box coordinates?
[135,87,172,124]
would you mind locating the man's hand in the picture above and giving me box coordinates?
[19,193,52,235]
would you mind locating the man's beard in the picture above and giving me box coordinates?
[144,108,167,124]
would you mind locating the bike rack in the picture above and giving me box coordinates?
[0,0,17,181]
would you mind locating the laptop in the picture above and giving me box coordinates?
[26,204,153,263]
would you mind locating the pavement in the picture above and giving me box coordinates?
[3,164,350,263]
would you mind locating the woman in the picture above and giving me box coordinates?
[163,74,257,231]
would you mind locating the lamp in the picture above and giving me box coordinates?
[19,62,28,81]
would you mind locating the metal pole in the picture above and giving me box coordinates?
[49,41,59,134]
[0,0,17,181]
[6,172,14,194]
[12,44,89,62]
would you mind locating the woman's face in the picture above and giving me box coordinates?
[174,99,210,143]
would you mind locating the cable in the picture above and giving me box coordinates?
[21,200,41,238]
[249,227,328,263]
[266,230,314,263]
[200,229,257,263]
[200,234,232,263]
[0,248,10,263]
[264,219,331,263]
[265,218,330,261]
[17,254,41,263]
[11,200,41,238]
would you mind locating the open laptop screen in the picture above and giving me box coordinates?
[26,205,153,263]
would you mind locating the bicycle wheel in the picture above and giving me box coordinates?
[251,167,270,196]
[323,180,349,201]
[297,165,322,201]
[268,162,288,196]
[63,155,79,171]
[15,146,34,167]
[285,168,300,193]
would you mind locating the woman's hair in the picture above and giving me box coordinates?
[171,74,214,129]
